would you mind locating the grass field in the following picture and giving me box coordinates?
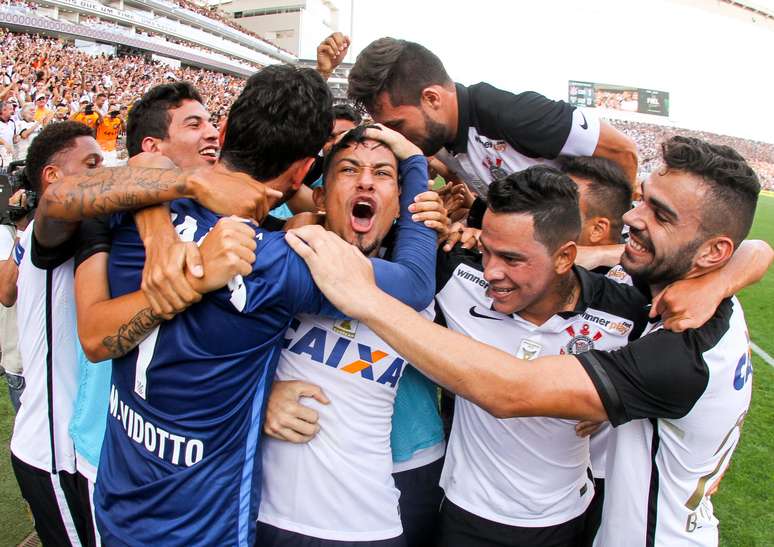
[0,197,771,547]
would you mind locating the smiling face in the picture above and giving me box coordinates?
[621,169,707,288]
[155,99,219,169]
[316,138,400,257]
[479,210,562,315]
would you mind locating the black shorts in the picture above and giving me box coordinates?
[255,521,405,547]
[11,453,99,547]
[579,478,605,547]
[392,456,444,547]
[437,498,587,547]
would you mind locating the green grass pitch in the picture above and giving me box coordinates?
[0,195,771,546]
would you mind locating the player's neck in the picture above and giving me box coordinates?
[518,270,581,326]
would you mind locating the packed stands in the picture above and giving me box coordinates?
[609,119,774,190]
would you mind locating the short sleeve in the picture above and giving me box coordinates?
[475,85,581,159]
[576,327,710,426]
[74,216,111,270]
[31,231,77,270]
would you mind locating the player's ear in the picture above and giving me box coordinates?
[694,236,735,271]
[420,86,443,111]
[312,186,326,212]
[589,217,611,245]
[553,240,577,275]
[141,136,161,154]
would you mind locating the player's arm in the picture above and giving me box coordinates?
[592,121,638,184]
[653,239,773,330]
[575,244,624,270]
[77,217,257,362]
[286,226,604,419]
[34,155,277,248]
[357,125,437,311]
[0,255,18,306]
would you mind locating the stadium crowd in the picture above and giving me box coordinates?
[0,24,771,547]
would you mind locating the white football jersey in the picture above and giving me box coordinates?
[258,307,434,541]
[11,223,79,473]
[578,297,752,546]
[435,248,647,527]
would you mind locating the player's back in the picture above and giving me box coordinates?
[95,199,326,546]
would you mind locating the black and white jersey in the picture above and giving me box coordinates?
[578,298,752,546]
[445,83,600,186]
[435,247,648,527]
[11,222,79,474]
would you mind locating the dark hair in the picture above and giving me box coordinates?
[221,64,332,181]
[333,103,362,125]
[661,136,759,247]
[556,155,632,235]
[487,166,581,252]
[26,121,94,194]
[96,93,106,100]
[348,37,451,114]
[126,82,203,157]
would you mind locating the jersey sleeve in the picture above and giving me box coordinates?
[369,155,436,311]
[575,328,710,427]
[475,84,597,159]
[74,216,112,271]
[30,230,77,270]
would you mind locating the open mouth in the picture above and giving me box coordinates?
[626,232,653,257]
[199,146,219,162]
[487,286,515,300]
[350,198,376,233]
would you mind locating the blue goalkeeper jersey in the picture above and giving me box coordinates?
[94,156,435,547]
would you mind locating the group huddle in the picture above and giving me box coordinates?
[3,33,771,547]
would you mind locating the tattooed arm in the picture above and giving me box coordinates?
[35,159,278,249]
[76,217,258,362]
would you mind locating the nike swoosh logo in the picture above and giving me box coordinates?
[579,112,588,130]
[469,306,503,320]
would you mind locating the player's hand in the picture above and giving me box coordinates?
[362,124,422,160]
[316,32,350,77]
[186,163,283,224]
[442,222,481,252]
[138,206,203,319]
[264,380,330,443]
[651,274,721,332]
[575,420,604,437]
[189,217,257,294]
[285,225,378,319]
[8,188,27,208]
[409,190,449,237]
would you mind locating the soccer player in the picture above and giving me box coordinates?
[11,121,104,547]
[75,65,435,546]
[257,125,443,547]
[287,136,772,546]
[347,38,638,194]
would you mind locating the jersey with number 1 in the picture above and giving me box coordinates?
[95,155,435,547]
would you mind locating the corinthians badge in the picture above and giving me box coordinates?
[562,323,603,355]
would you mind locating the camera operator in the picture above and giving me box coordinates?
[0,186,30,413]
[71,98,100,130]
[95,108,124,166]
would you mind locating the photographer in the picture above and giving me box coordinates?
[95,107,124,166]
[0,187,29,413]
[71,98,100,130]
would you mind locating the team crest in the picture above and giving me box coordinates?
[332,318,359,338]
[516,339,542,361]
[561,323,603,355]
